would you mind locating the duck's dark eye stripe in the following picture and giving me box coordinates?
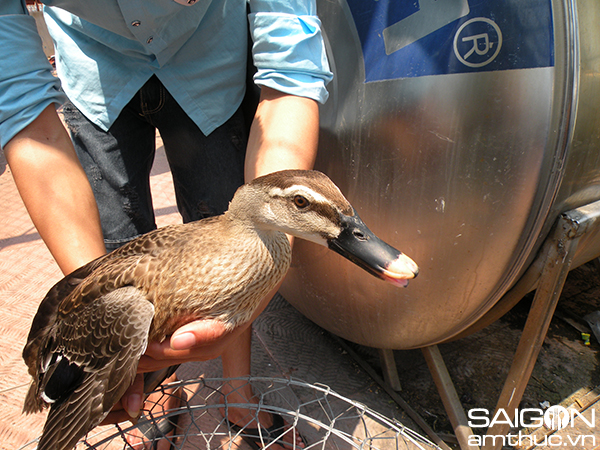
[294,195,309,208]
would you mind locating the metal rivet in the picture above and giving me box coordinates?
[131,20,141,27]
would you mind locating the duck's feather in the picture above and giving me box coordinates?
[28,287,154,450]
[23,217,278,414]
[23,220,218,376]
[22,258,104,383]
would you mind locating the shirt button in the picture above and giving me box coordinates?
[131,20,141,27]
[146,36,154,44]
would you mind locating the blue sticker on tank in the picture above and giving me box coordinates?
[345,0,554,82]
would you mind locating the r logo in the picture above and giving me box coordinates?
[453,17,503,68]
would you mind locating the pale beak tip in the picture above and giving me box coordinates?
[382,253,419,287]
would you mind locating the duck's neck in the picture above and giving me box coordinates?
[225,210,292,259]
[226,183,293,264]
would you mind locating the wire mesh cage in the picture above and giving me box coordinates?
[19,377,440,450]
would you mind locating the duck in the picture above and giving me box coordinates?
[22,169,419,450]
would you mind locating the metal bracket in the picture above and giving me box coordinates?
[422,198,600,450]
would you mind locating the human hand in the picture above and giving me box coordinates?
[101,318,248,424]
[100,372,145,425]
[137,317,247,372]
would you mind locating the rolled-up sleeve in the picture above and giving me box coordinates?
[248,0,333,104]
[0,3,66,149]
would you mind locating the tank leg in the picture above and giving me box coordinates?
[422,345,480,450]
[378,348,402,391]
[481,211,579,450]
[593,257,600,273]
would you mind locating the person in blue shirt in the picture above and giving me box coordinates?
[1,0,332,448]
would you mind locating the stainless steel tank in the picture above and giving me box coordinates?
[280,0,600,349]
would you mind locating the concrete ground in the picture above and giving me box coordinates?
[1,136,600,450]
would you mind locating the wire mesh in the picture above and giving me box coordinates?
[19,377,439,450]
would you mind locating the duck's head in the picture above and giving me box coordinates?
[229,170,419,287]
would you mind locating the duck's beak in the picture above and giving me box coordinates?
[327,210,419,287]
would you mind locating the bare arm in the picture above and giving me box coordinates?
[4,104,106,275]
[6,88,318,277]
[245,86,319,180]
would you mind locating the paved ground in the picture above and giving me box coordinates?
[1,135,600,450]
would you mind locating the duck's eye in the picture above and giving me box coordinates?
[293,195,310,209]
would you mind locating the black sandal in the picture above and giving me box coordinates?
[136,410,180,450]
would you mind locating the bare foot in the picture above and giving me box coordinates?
[222,380,304,450]
[124,374,181,450]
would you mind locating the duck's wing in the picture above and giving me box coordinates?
[22,220,223,450]
[22,222,188,376]
[29,286,154,450]
[22,254,109,378]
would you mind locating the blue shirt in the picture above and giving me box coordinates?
[0,0,332,149]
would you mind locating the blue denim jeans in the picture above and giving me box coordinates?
[63,75,247,251]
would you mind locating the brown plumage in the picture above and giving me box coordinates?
[22,170,418,450]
